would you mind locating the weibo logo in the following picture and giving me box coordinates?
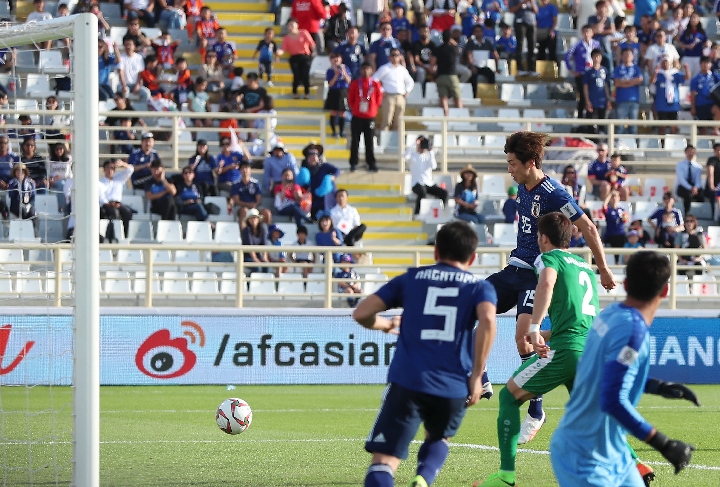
[135,321,205,379]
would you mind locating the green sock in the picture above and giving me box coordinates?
[627,442,639,461]
[497,387,523,479]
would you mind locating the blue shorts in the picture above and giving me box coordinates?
[696,103,714,121]
[486,265,538,316]
[364,383,467,460]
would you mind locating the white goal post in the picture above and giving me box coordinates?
[0,14,100,487]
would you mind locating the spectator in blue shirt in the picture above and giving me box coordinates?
[582,49,611,125]
[461,0,481,37]
[536,0,558,68]
[263,143,299,194]
[231,160,273,227]
[128,132,160,190]
[390,2,411,36]
[690,56,720,134]
[616,25,640,63]
[651,57,690,137]
[315,213,344,263]
[188,139,218,197]
[215,136,244,193]
[495,22,517,59]
[676,13,707,77]
[0,135,20,188]
[613,48,644,135]
[603,190,629,263]
[587,143,611,199]
[144,159,177,221]
[482,0,504,25]
[175,166,209,221]
[98,39,119,101]
[565,25,601,118]
[632,0,660,26]
[587,0,614,67]
[332,26,367,80]
[369,22,403,69]
[324,52,351,137]
[502,185,519,223]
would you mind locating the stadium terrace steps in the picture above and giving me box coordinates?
[211,1,269,11]
[215,12,275,23]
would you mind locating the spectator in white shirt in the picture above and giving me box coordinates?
[99,159,135,240]
[405,135,447,216]
[124,0,157,28]
[119,39,150,103]
[329,188,366,246]
[372,47,415,131]
[26,0,54,50]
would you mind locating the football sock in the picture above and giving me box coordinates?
[365,463,394,487]
[416,438,449,484]
[481,368,489,384]
[330,115,337,133]
[338,117,345,134]
[520,352,544,420]
[497,386,522,478]
[627,442,639,461]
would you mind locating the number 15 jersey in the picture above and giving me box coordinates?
[375,263,498,399]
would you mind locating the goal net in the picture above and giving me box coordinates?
[0,14,99,487]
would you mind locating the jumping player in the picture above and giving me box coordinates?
[485,131,615,445]
[550,251,700,486]
[353,221,498,487]
[475,212,599,487]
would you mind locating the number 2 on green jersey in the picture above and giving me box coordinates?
[579,271,597,317]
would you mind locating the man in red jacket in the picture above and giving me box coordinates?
[291,0,327,53]
[348,62,383,173]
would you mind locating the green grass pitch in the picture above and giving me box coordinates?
[2,384,719,486]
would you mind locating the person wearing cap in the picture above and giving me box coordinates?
[390,2,411,36]
[99,159,135,240]
[303,148,341,219]
[372,47,414,132]
[216,136,244,194]
[336,253,362,307]
[8,163,36,222]
[128,132,160,190]
[332,26,367,80]
[188,139,218,197]
[231,160,273,228]
[406,135,447,216]
[267,224,288,275]
[263,143,299,194]
[622,229,643,263]
[454,165,484,224]
[144,159,177,220]
[627,218,650,246]
[503,185,519,223]
[175,166,209,222]
[330,188,366,245]
[348,62,383,172]
[241,208,270,273]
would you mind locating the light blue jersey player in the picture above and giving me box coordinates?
[551,251,699,487]
[485,131,616,449]
[353,221,498,487]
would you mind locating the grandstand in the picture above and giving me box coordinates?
[0,0,719,308]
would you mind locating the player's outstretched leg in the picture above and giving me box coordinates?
[628,443,655,486]
[517,352,545,444]
[365,463,394,487]
[413,438,449,486]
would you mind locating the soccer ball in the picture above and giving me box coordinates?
[216,398,253,435]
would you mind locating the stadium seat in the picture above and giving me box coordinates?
[277,274,305,295]
[25,74,54,98]
[122,195,151,220]
[483,135,506,156]
[424,82,439,103]
[523,109,551,132]
[421,107,445,131]
[0,248,27,272]
[185,221,213,244]
[248,272,276,299]
[689,202,713,221]
[497,108,523,132]
[214,221,241,244]
[174,250,202,265]
[161,271,189,295]
[500,84,530,107]
[457,135,484,155]
[480,253,501,273]
[632,201,658,219]
[8,220,39,242]
[480,175,507,199]
[363,273,388,295]
[220,271,240,295]
[133,271,160,294]
[525,84,548,101]
[99,219,126,243]
[418,199,448,224]
[191,272,219,295]
[117,248,144,267]
[38,51,69,75]
[691,275,717,296]
[431,134,445,148]
[585,200,605,220]
[0,271,15,297]
[204,196,233,222]
[127,220,154,243]
[34,194,60,215]
[705,226,720,247]
[152,250,173,264]
[156,220,184,244]
[492,223,518,246]
[377,131,399,153]
[305,274,326,295]
[406,84,424,104]
[103,270,132,294]
[448,108,475,131]
[17,271,45,295]
[46,270,72,294]
[643,178,669,202]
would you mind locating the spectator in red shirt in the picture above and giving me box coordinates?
[291,0,327,54]
[152,30,180,70]
[195,6,220,60]
[348,62,383,173]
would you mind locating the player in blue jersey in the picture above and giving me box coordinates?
[354,221,498,487]
[484,131,615,445]
[551,251,700,487]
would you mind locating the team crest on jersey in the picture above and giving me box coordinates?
[531,202,540,218]
[533,195,540,201]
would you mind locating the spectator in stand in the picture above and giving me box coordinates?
[461,0,480,37]
[98,39,120,101]
[603,189,629,263]
[675,145,704,216]
[124,0,156,28]
[291,0,327,53]
[26,0,53,50]
[453,165,484,224]
[282,18,316,100]
[315,214,344,263]
[0,135,19,190]
[536,0,558,69]
[677,12,707,79]
[175,166,209,222]
[644,29,680,81]
[582,48,612,125]
[330,188,366,245]
[587,143,611,199]
[661,6,684,42]
[188,139,218,196]
[333,26,367,80]
[254,27,281,87]
[463,24,499,93]
[406,135,447,216]
[48,142,72,210]
[408,24,436,92]
[19,137,47,193]
[325,3,351,54]
[651,57,690,136]
[139,54,163,97]
[241,208,270,273]
[104,93,146,129]
[41,96,68,141]
[177,0,204,41]
[612,47,643,135]
[705,142,720,221]
[291,225,315,278]
[217,103,240,141]
[368,22,404,69]
[503,185,519,223]
[152,30,180,70]
[336,253,362,307]
[210,28,236,79]
[373,47,414,131]
[569,224,586,247]
[348,62,382,172]
[587,0,614,68]
[675,214,705,276]
[303,148,341,218]
[254,95,278,143]
[113,119,137,155]
[508,0,538,75]
[565,25,601,119]
[155,0,185,30]
[648,191,684,242]
[123,13,153,54]
[231,159,272,227]
[495,22,517,60]
[188,76,212,139]
[483,0,504,25]
[8,163,36,221]
[119,39,149,102]
[215,136,243,193]
[425,0,457,33]
[622,229,643,263]
[99,159,134,240]
[144,159,177,220]
[238,73,267,139]
[431,30,463,116]
[173,56,193,104]
[129,132,160,190]
[361,0,385,44]
[195,6,220,60]
[636,15,654,56]
[273,167,313,226]
[267,224,288,276]
[691,56,720,135]
[201,51,225,92]
[325,52,351,138]
[391,2,411,35]
[606,152,629,200]
[628,217,651,246]
[263,144,299,194]
[560,164,588,211]
[617,25,640,63]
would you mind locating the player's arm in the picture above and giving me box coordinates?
[353,295,400,334]
[574,213,615,290]
[528,265,557,357]
[467,301,497,406]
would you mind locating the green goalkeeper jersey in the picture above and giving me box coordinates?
[533,249,599,352]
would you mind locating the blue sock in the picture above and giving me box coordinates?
[520,352,544,420]
[416,439,449,484]
[481,368,489,384]
[365,463,394,487]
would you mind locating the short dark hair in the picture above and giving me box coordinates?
[590,48,603,58]
[537,212,572,248]
[335,188,348,197]
[435,221,478,263]
[610,152,622,159]
[504,131,548,168]
[296,225,308,235]
[700,55,712,64]
[150,159,164,169]
[103,159,115,169]
[625,251,670,302]
[246,72,259,80]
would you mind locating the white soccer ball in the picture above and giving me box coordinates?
[216,398,253,435]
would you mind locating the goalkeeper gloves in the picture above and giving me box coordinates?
[645,378,700,406]
[647,431,695,474]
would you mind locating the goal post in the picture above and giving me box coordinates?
[0,14,100,487]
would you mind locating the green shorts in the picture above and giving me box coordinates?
[436,74,461,99]
[511,349,582,395]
